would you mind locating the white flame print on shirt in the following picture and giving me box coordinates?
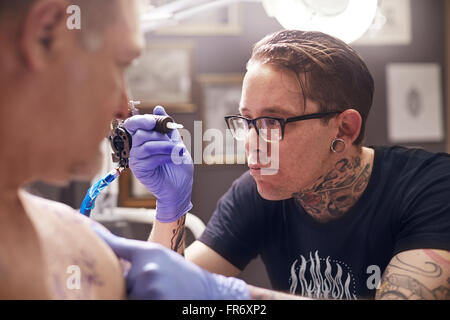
[289,251,357,299]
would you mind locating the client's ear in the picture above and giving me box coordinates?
[20,0,69,70]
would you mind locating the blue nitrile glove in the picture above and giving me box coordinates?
[91,223,251,300]
[124,106,193,223]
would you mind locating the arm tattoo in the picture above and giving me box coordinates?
[424,249,450,267]
[389,255,442,277]
[171,215,186,256]
[377,254,450,300]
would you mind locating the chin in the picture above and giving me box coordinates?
[69,150,104,182]
[255,180,291,201]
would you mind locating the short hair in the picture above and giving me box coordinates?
[248,30,374,145]
[0,0,34,19]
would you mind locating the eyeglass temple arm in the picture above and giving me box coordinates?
[285,111,341,123]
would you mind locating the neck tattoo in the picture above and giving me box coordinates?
[293,156,372,223]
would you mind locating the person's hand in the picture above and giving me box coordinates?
[124,106,193,223]
[91,223,250,300]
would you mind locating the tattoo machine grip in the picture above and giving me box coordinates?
[153,115,177,135]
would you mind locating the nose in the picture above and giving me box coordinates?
[245,125,259,154]
[114,90,130,120]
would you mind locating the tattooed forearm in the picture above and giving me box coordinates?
[293,155,372,223]
[170,215,186,256]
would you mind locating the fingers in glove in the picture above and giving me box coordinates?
[130,141,185,160]
[91,224,137,261]
[129,154,181,171]
[124,115,156,135]
[131,129,170,148]
[153,105,168,116]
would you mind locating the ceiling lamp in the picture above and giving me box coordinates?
[262,0,378,43]
[141,0,378,43]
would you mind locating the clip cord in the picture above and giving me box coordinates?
[80,168,123,217]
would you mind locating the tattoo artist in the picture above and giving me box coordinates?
[95,30,450,300]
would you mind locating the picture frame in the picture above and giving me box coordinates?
[199,73,246,165]
[118,169,156,208]
[354,0,412,46]
[155,4,242,36]
[386,63,444,143]
[445,0,450,152]
[126,41,196,113]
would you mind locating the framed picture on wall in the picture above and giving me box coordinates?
[126,42,196,113]
[354,0,412,46]
[155,3,242,36]
[386,63,444,143]
[118,170,156,208]
[199,73,246,165]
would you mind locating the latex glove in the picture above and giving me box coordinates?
[91,223,251,300]
[124,106,193,223]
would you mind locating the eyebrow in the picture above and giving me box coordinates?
[239,106,295,117]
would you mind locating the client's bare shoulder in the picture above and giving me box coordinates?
[18,190,125,299]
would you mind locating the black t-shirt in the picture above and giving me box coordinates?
[199,146,450,299]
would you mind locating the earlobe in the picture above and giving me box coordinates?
[19,0,67,70]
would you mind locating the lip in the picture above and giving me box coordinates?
[249,164,280,177]
[250,168,261,176]
[249,166,266,178]
[248,162,273,169]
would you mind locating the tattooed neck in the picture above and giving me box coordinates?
[293,150,373,223]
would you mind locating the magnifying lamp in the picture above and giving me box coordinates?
[141,0,378,44]
[262,0,378,43]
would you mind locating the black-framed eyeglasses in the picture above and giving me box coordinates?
[224,111,341,142]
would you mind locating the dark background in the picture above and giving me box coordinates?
[32,0,447,289]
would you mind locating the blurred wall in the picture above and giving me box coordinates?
[33,0,447,290]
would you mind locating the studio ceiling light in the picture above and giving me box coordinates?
[262,0,378,43]
[141,0,379,43]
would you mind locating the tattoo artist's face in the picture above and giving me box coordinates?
[62,0,144,180]
[240,64,336,200]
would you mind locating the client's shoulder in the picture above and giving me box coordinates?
[19,189,83,221]
[17,189,125,299]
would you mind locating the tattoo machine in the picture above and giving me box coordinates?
[80,101,184,217]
